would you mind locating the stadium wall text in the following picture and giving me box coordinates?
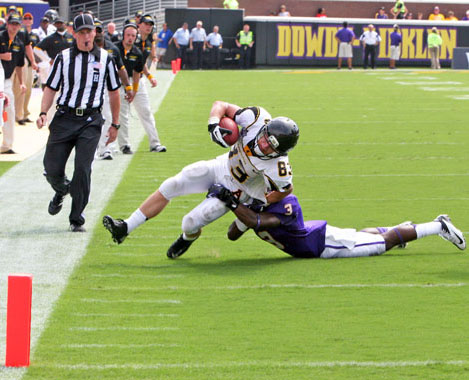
[246,17,469,67]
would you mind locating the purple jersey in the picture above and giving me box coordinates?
[390,32,402,46]
[335,28,355,43]
[256,195,327,258]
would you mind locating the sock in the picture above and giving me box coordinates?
[415,222,442,239]
[182,232,199,241]
[125,208,148,233]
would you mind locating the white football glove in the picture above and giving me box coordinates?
[208,117,232,148]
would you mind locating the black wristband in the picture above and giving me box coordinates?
[39,112,47,116]
[111,123,120,130]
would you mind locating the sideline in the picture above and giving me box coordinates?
[0,70,175,379]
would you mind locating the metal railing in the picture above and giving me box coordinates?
[70,0,187,29]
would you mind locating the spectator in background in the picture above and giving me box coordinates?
[156,23,172,68]
[34,17,51,41]
[278,5,291,17]
[223,0,239,9]
[389,24,402,69]
[14,12,38,125]
[172,22,190,69]
[335,21,355,70]
[360,24,381,69]
[428,27,442,69]
[66,21,73,34]
[462,11,469,20]
[236,24,254,69]
[0,19,5,28]
[390,0,407,19]
[375,7,388,19]
[405,13,413,19]
[135,11,143,24]
[106,22,120,43]
[445,11,458,21]
[190,21,207,70]
[417,12,424,20]
[316,8,327,17]
[429,6,444,20]
[206,25,223,69]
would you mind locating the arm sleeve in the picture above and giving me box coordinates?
[46,53,63,90]
[234,106,260,128]
[105,55,121,91]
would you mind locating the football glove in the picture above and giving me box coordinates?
[208,122,232,148]
[206,183,239,210]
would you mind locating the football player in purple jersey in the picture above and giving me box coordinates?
[206,184,466,258]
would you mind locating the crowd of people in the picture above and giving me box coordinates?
[376,2,469,21]
[335,23,443,70]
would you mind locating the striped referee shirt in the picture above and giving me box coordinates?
[46,44,121,109]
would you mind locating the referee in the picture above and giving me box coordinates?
[36,14,121,232]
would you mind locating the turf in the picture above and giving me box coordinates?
[23,69,469,379]
[0,161,17,177]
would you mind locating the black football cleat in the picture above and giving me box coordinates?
[103,215,128,244]
[167,234,196,259]
[48,193,65,215]
[70,224,86,232]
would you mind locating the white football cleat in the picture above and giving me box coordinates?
[434,214,466,250]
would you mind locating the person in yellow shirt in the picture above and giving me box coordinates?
[445,11,458,21]
[223,0,239,9]
[427,27,442,69]
[428,6,445,20]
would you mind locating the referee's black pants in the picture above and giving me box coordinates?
[43,110,103,226]
[363,45,376,69]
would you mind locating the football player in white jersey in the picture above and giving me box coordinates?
[103,100,299,258]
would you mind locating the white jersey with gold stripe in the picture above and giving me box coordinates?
[222,106,293,202]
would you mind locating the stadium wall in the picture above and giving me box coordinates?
[246,16,469,67]
[188,0,469,20]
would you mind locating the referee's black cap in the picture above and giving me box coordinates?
[73,14,95,32]
[140,14,154,25]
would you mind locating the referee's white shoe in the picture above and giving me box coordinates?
[434,214,466,250]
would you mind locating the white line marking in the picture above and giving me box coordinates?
[82,283,469,291]
[381,76,437,80]
[396,81,462,85]
[298,173,469,178]
[0,72,176,380]
[71,313,179,318]
[305,142,463,145]
[420,87,469,92]
[61,343,179,348]
[448,95,469,100]
[44,360,469,370]
[81,298,181,304]
[90,273,184,279]
[300,197,469,202]
[69,327,178,331]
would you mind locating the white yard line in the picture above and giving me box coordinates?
[0,71,175,379]
[80,298,181,304]
[396,81,462,85]
[90,273,184,278]
[71,313,179,317]
[79,282,469,292]
[42,359,469,370]
[61,343,179,348]
[68,327,178,331]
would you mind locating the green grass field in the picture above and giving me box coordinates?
[0,161,17,176]
[19,69,469,379]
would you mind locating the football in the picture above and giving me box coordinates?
[220,117,240,146]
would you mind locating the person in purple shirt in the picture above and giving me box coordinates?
[389,24,402,69]
[206,184,466,258]
[335,21,355,70]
